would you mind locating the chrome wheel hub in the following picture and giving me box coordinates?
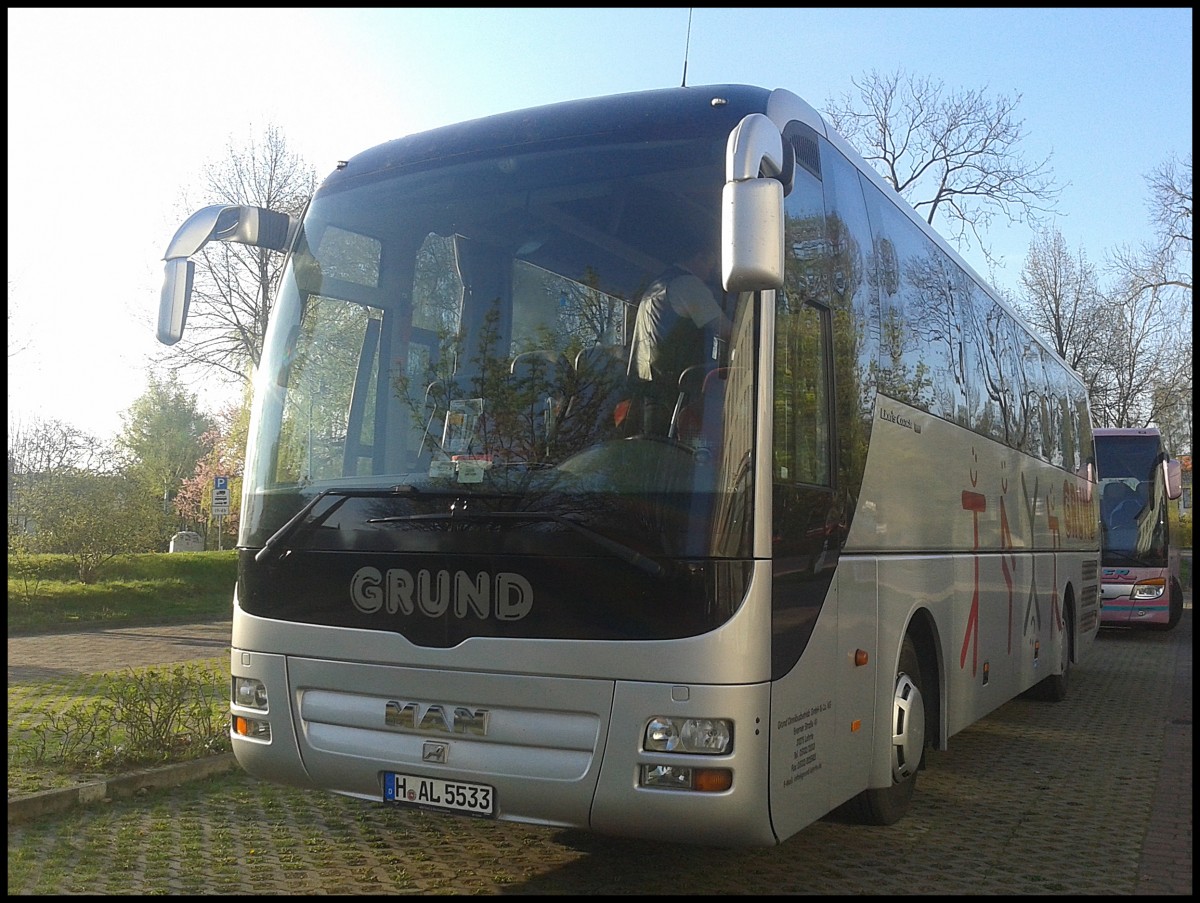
[891,671,925,782]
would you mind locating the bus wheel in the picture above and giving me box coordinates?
[1027,601,1072,701]
[1154,579,1183,631]
[841,634,925,826]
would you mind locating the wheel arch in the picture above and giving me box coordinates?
[903,607,945,752]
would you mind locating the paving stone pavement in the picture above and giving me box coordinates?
[8,620,233,683]
[8,599,1192,894]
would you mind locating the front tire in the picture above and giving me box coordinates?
[840,634,925,825]
[1027,600,1072,702]
[1154,579,1183,631]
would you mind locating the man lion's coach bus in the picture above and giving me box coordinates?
[157,85,1100,847]
[1094,427,1184,630]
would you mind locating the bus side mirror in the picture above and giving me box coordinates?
[158,257,195,345]
[157,204,296,345]
[723,179,784,292]
[722,113,786,293]
[1163,458,1182,500]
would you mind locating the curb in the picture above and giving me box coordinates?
[7,753,240,826]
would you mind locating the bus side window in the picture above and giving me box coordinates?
[773,299,832,487]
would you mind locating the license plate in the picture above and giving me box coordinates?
[384,772,495,817]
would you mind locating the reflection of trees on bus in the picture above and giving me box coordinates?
[276,298,380,484]
[386,232,635,470]
[851,199,1093,479]
[776,141,874,567]
[905,253,971,426]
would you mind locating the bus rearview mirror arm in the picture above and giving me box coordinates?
[157,205,297,345]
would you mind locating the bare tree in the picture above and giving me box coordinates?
[1090,279,1187,430]
[1012,227,1116,415]
[1016,229,1106,367]
[1103,153,1192,441]
[8,416,110,476]
[1016,203,1190,434]
[1114,153,1193,294]
[824,69,1060,265]
[162,125,317,388]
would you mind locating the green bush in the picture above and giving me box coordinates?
[8,551,237,635]
[1171,513,1191,549]
[9,661,229,776]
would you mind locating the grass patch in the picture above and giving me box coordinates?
[8,551,237,635]
[8,656,230,796]
[8,553,237,799]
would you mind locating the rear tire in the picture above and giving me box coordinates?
[840,634,925,825]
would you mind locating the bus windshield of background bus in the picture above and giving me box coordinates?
[1096,435,1166,563]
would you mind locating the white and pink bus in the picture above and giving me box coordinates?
[1095,427,1184,630]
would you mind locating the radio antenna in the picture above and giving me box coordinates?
[681,8,693,87]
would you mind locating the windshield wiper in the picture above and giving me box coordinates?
[367,509,665,576]
[254,485,426,563]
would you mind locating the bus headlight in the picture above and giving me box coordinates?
[644,716,732,754]
[233,676,268,709]
[1131,579,1166,600]
[232,677,272,741]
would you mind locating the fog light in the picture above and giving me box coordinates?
[233,715,271,740]
[640,764,732,792]
[642,764,693,789]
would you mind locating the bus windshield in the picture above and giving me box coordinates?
[1095,432,1169,566]
[238,132,759,638]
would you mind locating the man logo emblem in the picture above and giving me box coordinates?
[422,742,448,764]
[384,700,490,736]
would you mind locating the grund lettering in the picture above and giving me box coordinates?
[351,567,533,620]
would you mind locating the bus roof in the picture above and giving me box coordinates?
[325,84,772,189]
[1093,428,1163,438]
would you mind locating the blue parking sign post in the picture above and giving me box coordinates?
[212,476,230,549]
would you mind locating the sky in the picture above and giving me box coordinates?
[7,7,1193,443]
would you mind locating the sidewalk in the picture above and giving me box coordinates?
[8,620,233,684]
[1137,591,1192,895]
